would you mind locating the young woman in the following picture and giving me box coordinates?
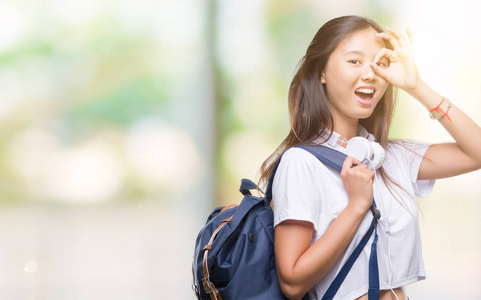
[260,15,481,300]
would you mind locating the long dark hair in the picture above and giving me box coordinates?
[260,15,398,191]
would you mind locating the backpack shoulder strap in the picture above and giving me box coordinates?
[294,145,347,172]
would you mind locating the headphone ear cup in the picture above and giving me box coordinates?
[369,142,385,169]
[345,137,385,169]
[345,137,371,163]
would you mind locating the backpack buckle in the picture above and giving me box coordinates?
[202,276,215,294]
[371,206,381,220]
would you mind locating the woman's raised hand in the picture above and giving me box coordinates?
[340,156,375,214]
[371,26,421,93]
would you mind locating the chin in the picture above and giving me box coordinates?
[354,109,376,120]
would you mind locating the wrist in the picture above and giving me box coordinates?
[345,201,370,217]
[405,78,427,98]
[406,79,443,110]
[404,77,424,95]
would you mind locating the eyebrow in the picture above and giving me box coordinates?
[345,50,365,55]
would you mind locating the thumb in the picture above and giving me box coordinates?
[370,62,387,80]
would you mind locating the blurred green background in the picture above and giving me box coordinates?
[0,0,479,299]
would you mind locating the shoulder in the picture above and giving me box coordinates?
[282,147,320,163]
[280,147,340,172]
[384,139,432,175]
[386,139,431,158]
[384,140,436,197]
[386,139,431,149]
[276,147,321,176]
[275,147,334,182]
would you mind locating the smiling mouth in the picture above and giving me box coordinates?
[354,88,375,105]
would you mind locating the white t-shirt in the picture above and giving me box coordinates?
[272,128,435,300]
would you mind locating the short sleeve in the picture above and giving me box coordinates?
[389,140,435,198]
[272,149,322,233]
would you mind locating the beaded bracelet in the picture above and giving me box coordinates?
[429,97,452,123]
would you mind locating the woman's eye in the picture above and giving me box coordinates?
[376,60,390,68]
[348,60,361,65]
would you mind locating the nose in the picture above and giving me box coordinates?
[361,63,376,81]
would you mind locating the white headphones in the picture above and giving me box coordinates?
[345,136,385,170]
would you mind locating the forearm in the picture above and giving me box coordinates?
[277,203,367,299]
[408,80,481,165]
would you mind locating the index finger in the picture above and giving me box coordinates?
[342,156,360,171]
[385,26,407,46]
[375,32,400,50]
[373,47,396,65]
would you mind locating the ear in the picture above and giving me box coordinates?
[321,72,326,84]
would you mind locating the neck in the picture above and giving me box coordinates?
[332,116,359,146]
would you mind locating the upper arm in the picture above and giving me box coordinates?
[418,143,481,180]
[275,220,313,276]
[274,220,313,298]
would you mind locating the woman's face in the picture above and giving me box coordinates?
[321,27,390,124]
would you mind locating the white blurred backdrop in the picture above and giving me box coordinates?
[0,0,479,299]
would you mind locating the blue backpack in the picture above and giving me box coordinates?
[192,145,381,300]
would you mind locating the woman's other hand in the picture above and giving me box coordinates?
[370,27,421,93]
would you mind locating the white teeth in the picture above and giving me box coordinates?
[355,88,374,94]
